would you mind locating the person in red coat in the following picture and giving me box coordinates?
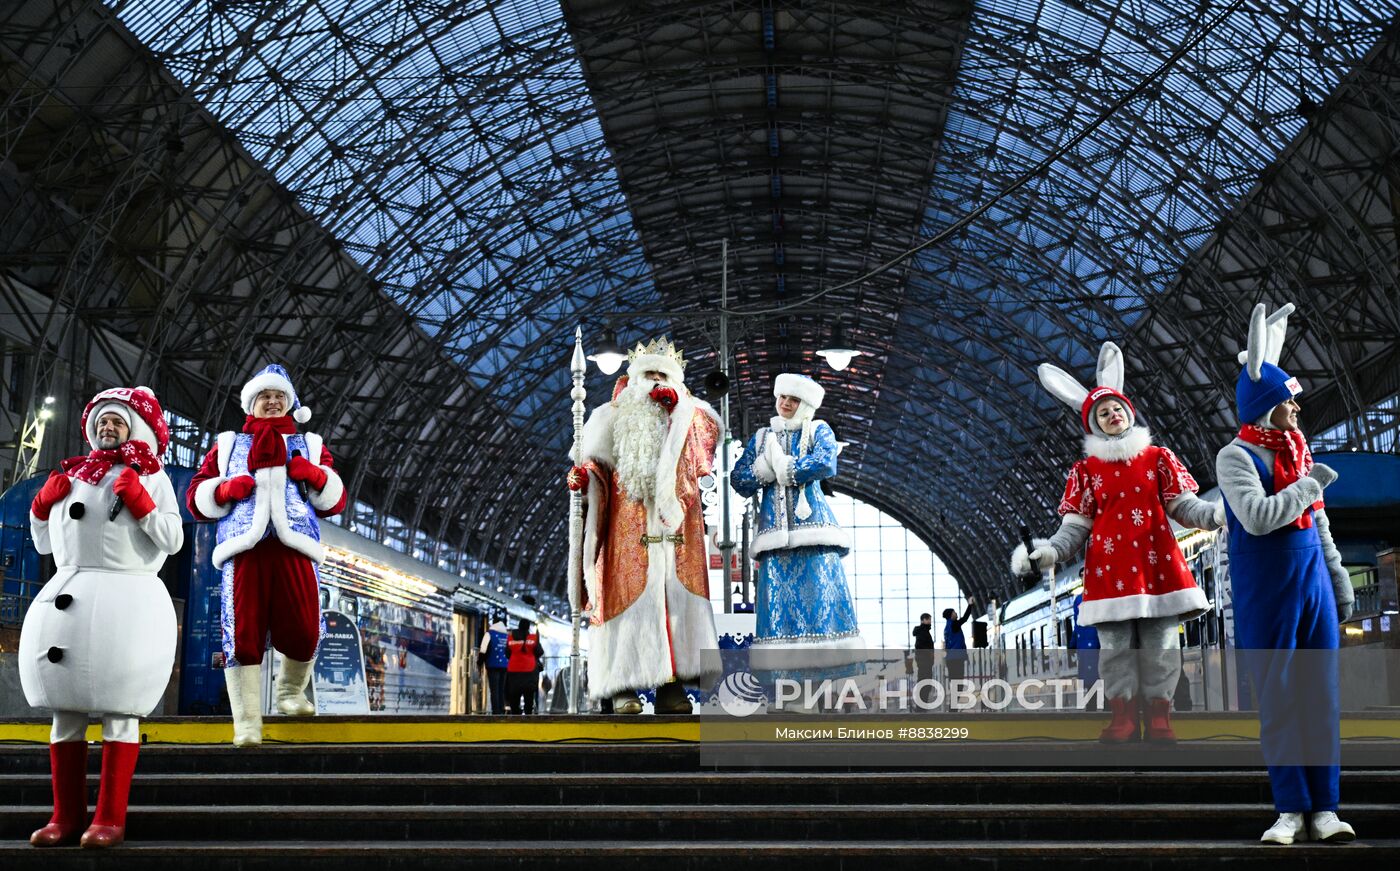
[186,364,346,746]
[1012,343,1224,743]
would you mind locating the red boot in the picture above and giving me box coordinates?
[1143,697,1177,744]
[30,741,89,847]
[1098,696,1140,744]
[80,741,139,849]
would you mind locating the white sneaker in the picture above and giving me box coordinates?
[1309,811,1356,843]
[1261,812,1308,845]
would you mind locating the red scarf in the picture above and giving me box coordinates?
[61,442,161,485]
[1236,425,1323,529]
[243,415,297,470]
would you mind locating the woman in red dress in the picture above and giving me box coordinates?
[1012,343,1223,743]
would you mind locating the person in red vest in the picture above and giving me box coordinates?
[504,619,544,715]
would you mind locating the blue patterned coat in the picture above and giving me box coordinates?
[731,420,849,557]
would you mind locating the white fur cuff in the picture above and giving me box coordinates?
[309,468,344,513]
[194,476,232,519]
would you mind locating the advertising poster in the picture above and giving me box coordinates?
[313,609,371,714]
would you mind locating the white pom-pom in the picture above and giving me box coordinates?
[293,406,312,424]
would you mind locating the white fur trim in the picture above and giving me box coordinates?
[577,471,605,615]
[585,510,719,700]
[310,468,344,513]
[1076,586,1210,627]
[576,403,617,467]
[774,373,824,409]
[751,523,851,558]
[194,476,232,520]
[653,393,719,532]
[1082,425,1152,463]
[625,354,685,386]
[1010,537,1053,577]
[210,440,326,568]
[241,371,297,414]
[293,406,312,424]
[216,432,235,477]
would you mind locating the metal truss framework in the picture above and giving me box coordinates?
[0,0,1396,608]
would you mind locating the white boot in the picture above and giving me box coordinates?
[275,658,316,717]
[1260,812,1308,845]
[224,665,263,748]
[1309,811,1356,843]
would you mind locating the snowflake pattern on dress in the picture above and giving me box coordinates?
[1132,508,1145,526]
[1148,550,1158,565]
[1103,539,1114,554]
[1115,580,1125,591]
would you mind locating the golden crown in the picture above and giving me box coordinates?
[626,336,686,370]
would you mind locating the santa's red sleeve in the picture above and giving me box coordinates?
[309,443,347,517]
[186,444,227,522]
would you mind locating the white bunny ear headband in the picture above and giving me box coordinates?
[1238,302,1294,382]
[1037,341,1125,409]
[1037,342,1133,432]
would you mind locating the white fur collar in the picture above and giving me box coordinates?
[1083,425,1151,463]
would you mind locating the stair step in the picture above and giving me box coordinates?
[2,769,1398,805]
[0,839,1394,871]
[1,803,1394,842]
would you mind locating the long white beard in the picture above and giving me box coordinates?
[613,381,669,504]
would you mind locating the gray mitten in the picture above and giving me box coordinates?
[1307,463,1338,488]
[1337,600,1354,624]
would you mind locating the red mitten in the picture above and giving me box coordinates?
[649,385,678,412]
[113,467,156,520]
[215,475,256,505]
[566,466,589,492]
[288,455,328,490]
[31,470,71,521]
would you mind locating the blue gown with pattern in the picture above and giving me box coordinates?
[731,420,861,650]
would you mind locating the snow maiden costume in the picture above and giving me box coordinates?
[21,387,182,848]
[1011,343,1220,743]
[187,364,346,745]
[1216,303,1355,845]
[731,373,863,666]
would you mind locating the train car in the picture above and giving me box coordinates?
[0,467,566,717]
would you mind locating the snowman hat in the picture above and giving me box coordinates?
[1036,342,1137,434]
[241,363,312,423]
[82,386,170,455]
[1235,302,1303,425]
[774,373,825,409]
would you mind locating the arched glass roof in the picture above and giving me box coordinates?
[39,0,1399,605]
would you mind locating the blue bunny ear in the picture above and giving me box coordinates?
[1245,303,1267,382]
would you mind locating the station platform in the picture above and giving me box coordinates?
[2,716,1399,869]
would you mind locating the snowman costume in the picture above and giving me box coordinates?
[21,386,182,848]
[1011,343,1221,743]
[1215,303,1355,845]
[186,364,346,746]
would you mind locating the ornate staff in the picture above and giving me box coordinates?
[567,326,587,714]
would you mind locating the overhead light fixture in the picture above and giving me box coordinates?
[586,328,627,376]
[817,322,862,372]
[43,396,56,405]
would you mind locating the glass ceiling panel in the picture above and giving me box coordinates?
[913,0,1394,359]
[108,0,656,427]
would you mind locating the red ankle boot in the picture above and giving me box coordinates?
[80,741,139,849]
[1098,696,1140,744]
[30,741,89,847]
[1143,697,1177,744]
